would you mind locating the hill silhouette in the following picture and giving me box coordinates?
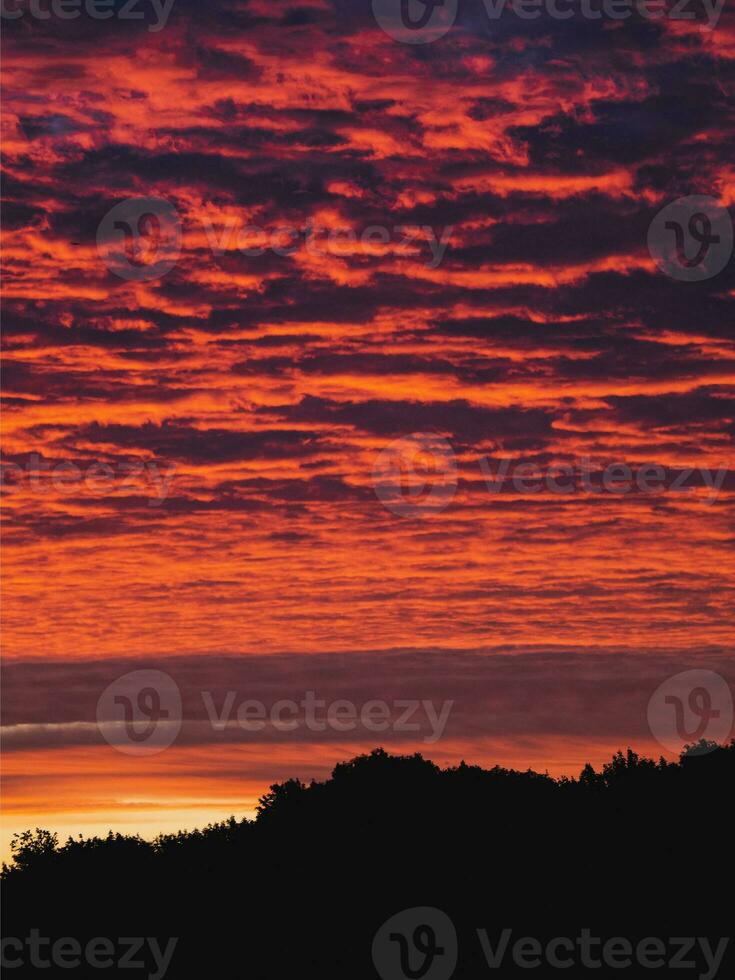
[2,740,733,978]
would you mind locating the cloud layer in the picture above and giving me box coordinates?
[1,0,734,849]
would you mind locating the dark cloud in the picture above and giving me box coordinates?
[71,421,335,463]
[263,395,555,446]
[607,391,735,430]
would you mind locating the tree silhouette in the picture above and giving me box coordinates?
[3,742,733,978]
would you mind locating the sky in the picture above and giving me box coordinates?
[1,0,734,858]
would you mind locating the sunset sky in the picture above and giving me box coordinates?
[2,0,734,859]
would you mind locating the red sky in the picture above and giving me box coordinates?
[1,0,734,858]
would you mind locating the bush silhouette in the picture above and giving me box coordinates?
[3,741,733,977]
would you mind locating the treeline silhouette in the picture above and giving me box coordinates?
[3,741,733,977]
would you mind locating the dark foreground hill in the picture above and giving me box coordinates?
[2,741,733,979]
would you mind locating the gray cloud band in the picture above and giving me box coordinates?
[2,651,732,756]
